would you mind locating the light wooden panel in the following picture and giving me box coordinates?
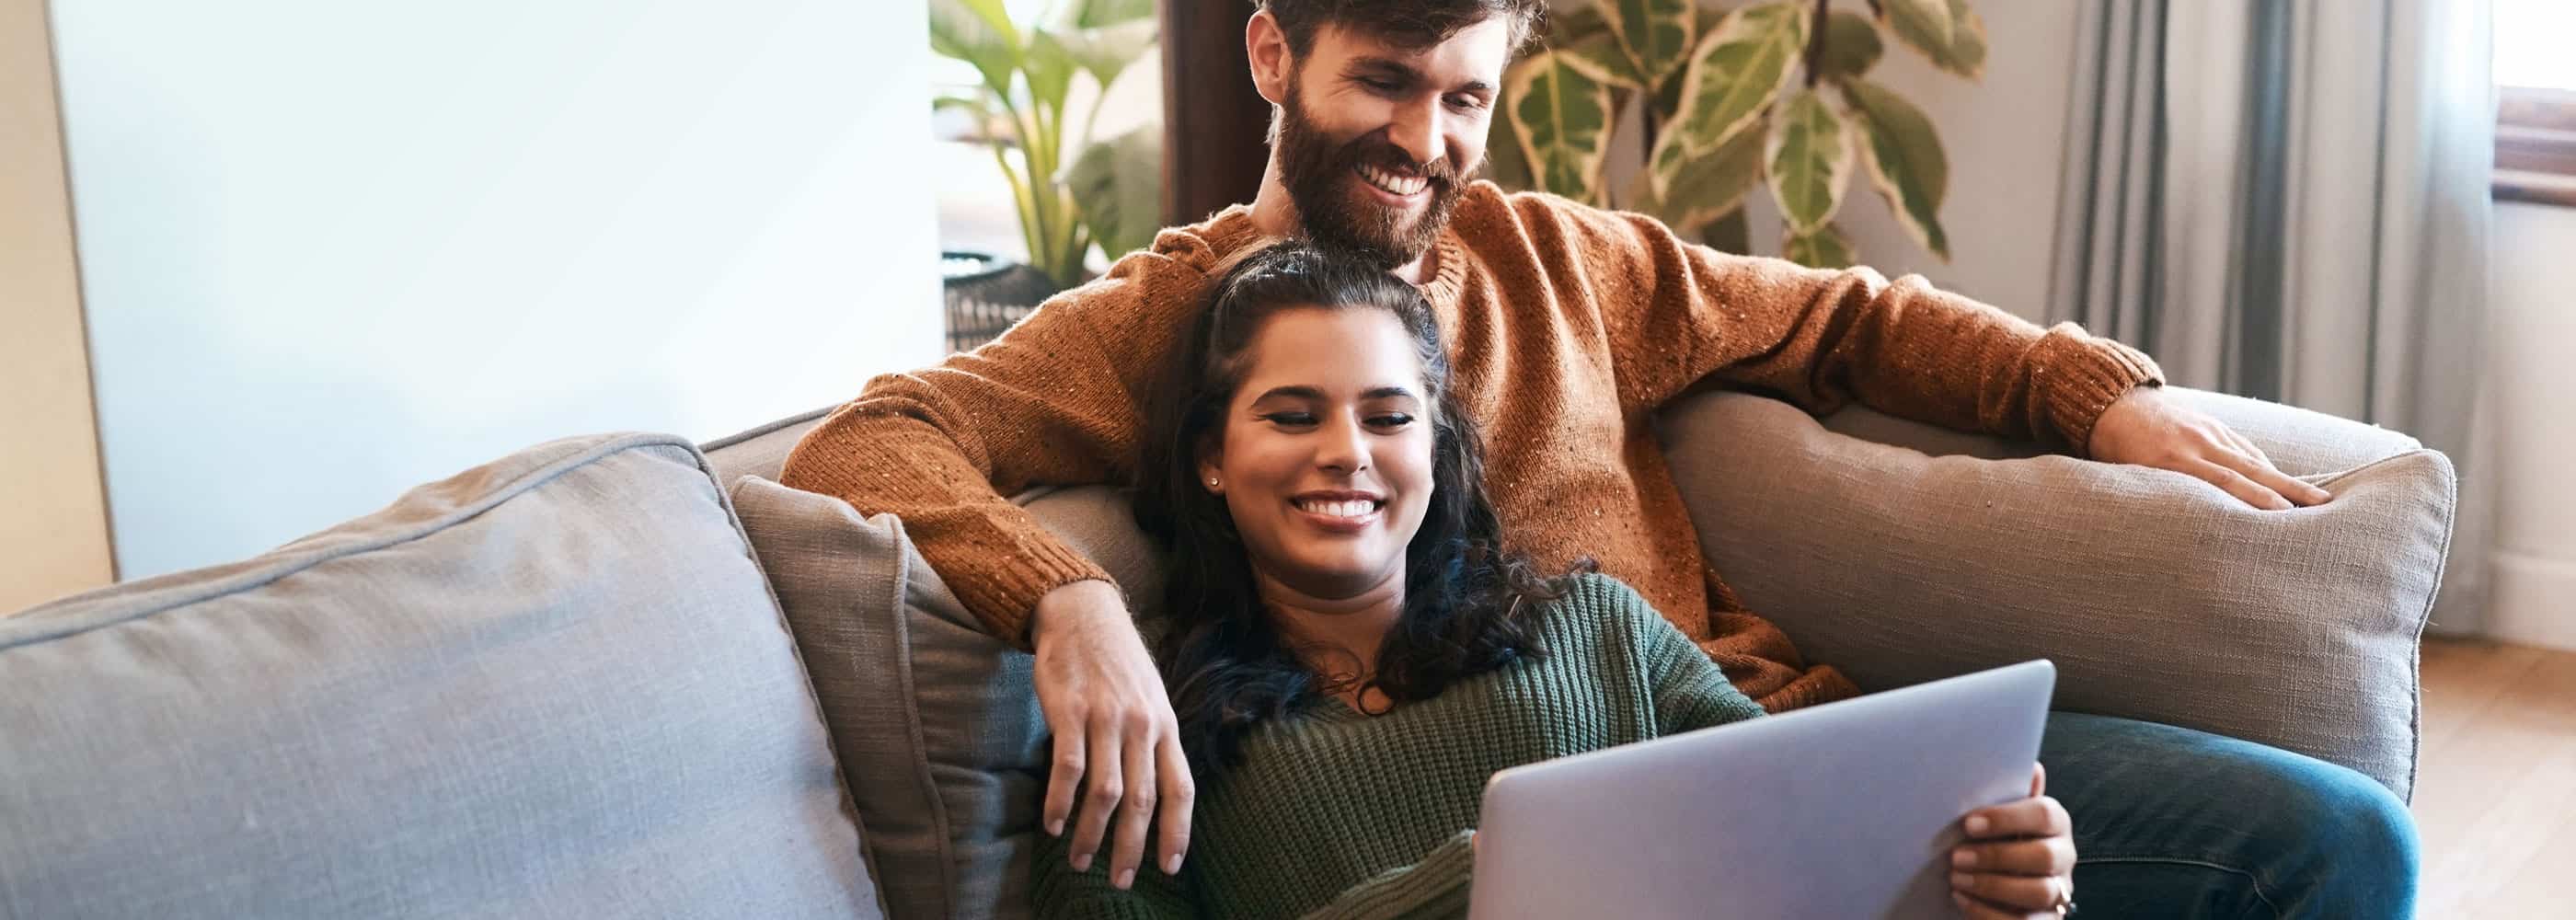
[2413,638,2576,916]
[0,0,113,613]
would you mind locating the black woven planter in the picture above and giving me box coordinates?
[941,251,1062,353]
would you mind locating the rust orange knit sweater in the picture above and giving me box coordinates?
[781,183,2163,710]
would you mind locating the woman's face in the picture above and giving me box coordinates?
[1202,306,1436,600]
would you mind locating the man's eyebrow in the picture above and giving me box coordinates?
[1346,55,1496,96]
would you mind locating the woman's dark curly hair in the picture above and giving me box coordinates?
[1133,241,1588,778]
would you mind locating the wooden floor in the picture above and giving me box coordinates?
[2412,637,2576,917]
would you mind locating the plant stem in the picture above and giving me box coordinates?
[1804,0,1830,87]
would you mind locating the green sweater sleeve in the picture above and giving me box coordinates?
[1030,822,1199,920]
[1618,581,1768,735]
[1295,829,1478,920]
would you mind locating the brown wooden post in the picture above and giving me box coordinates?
[1158,0,1271,225]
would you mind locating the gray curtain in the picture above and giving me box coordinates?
[2048,0,2498,635]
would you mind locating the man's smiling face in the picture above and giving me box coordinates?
[1266,17,1514,270]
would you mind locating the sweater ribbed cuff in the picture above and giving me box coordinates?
[953,535,1115,651]
[2038,325,2165,458]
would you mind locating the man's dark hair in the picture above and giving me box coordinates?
[1254,0,1547,57]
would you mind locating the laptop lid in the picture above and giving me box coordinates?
[1469,660,2056,919]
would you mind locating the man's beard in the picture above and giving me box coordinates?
[1274,86,1469,271]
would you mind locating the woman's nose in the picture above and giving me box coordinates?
[1314,419,1371,474]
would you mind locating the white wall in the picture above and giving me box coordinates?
[2486,201,2576,651]
[52,0,942,581]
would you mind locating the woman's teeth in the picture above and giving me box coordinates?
[1356,164,1428,196]
[1295,499,1381,518]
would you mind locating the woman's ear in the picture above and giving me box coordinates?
[1246,10,1292,106]
[1197,454,1225,494]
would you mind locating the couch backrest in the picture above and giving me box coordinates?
[0,434,880,919]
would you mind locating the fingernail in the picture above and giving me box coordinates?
[1951,849,1975,868]
[1115,868,1134,889]
[1950,871,1972,890]
[1073,854,1092,872]
[1964,816,1990,835]
[1047,819,1064,836]
[1164,854,1183,875]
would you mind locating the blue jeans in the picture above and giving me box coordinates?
[2042,712,2420,918]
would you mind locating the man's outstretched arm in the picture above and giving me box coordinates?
[1521,195,2325,509]
[780,241,1225,889]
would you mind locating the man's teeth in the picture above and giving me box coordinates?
[1296,499,1380,518]
[1357,164,1428,196]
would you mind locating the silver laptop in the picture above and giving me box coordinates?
[1469,660,2056,919]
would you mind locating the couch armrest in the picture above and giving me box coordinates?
[1656,388,2455,799]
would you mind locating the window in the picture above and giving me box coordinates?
[2495,0,2576,205]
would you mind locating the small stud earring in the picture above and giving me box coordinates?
[1209,477,1220,488]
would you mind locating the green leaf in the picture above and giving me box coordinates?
[1506,51,1616,201]
[1052,18,1158,92]
[1633,121,1765,233]
[1605,0,1696,86]
[1022,29,1077,114]
[1942,0,1989,79]
[929,0,1021,97]
[1882,0,1986,79]
[1057,0,1154,29]
[1647,2,1807,198]
[1548,4,1616,43]
[1784,223,1858,269]
[1841,78,1951,259]
[1558,30,1646,88]
[1764,89,1855,235]
[1817,10,1884,79]
[1880,0,1951,57]
[1066,124,1166,261]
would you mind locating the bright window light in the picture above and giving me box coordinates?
[2496,0,2576,90]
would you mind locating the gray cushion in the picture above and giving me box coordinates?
[730,477,1165,920]
[0,434,879,919]
[1660,390,2453,800]
[703,406,834,486]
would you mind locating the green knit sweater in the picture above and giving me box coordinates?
[1032,573,1768,919]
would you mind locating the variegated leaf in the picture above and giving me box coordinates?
[1634,122,1765,233]
[1884,0,1987,79]
[1559,30,1647,88]
[1507,51,1616,201]
[1647,2,1807,198]
[1785,223,1858,269]
[1765,90,1856,236]
[1605,0,1696,86]
[1880,0,1952,57]
[1817,10,1884,79]
[1842,78,1951,259]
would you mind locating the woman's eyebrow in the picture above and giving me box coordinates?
[1248,385,1420,402]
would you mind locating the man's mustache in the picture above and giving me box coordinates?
[1339,132,1458,184]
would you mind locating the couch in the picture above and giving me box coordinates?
[0,387,2455,919]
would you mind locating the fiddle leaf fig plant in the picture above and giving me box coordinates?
[929,0,1161,288]
[1494,0,1985,270]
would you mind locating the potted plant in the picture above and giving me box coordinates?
[1489,0,1984,269]
[930,0,1164,349]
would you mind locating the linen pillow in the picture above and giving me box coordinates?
[1657,391,2455,799]
[0,434,878,919]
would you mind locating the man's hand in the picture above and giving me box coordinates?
[1032,580,1193,890]
[2087,385,2333,511]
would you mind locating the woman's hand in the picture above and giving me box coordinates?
[1949,763,2076,918]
